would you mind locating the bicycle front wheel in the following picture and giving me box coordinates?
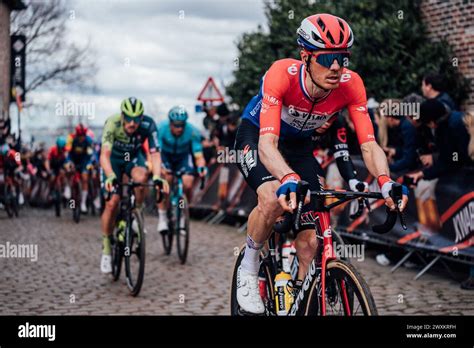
[176,195,190,264]
[53,189,61,217]
[72,181,81,223]
[4,184,14,218]
[305,259,377,316]
[125,210,146,296]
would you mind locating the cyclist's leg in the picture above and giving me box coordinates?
[125,151,148,207]
[78,158,91,212]
[181,153,196,201]
[285,142,324,281]
[100,157,124,272]
[156,152,174,233]
[234,120,284,313]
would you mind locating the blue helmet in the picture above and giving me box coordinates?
[56,136,67,149]
[168,106,188,123]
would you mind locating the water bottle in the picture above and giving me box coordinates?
[274,272,293,316]
[281,241,292,273]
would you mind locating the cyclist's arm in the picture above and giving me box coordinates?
[45,148,53,172]
[100,120,115,178]
[145,119,162,179]
[85,136,94,160]
[258,61,293,180]
[191,128,205,168]
[329,117,357,183]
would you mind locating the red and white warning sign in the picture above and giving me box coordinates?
[197,77,224,102]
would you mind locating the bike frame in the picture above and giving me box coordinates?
[275,190,386,316]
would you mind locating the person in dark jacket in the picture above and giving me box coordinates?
[384,115,419,174]
[407,99,472,182]
[421,72,458,113]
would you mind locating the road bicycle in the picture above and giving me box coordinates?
[108,180,163,296]
[0,170,19,218]
[231,181,406,316]
[161,170,205,264]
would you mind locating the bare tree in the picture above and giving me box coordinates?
[10,0,97,94]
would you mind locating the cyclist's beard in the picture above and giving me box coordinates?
[306,56,329,96]
[124,124,138,135]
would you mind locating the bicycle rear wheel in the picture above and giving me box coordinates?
[304,259,377,316]
[161,210,173,255]
[230,245,275,316]
[125,210,145,296]
[176,195,190,264]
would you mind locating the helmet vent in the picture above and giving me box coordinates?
[338,19,345,31]
[317,17,326,32]
[339,31,344,44]
[326,30,335,45]
[311,32,325,45]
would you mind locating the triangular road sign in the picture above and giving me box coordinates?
[197,77,224,102]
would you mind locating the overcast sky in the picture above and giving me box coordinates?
[13,0,267,138]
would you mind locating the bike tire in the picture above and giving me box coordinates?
[88,177,96,216]
[12,185,19,217]
[176,195,190,264]
[125,210,145,297]
[161,210,173,255]
[304,259,377,316]
[54,190,61,217]
[72,181,81,223]
[4,184,13,218]
[111,234,123,282]
[230,245,275,316]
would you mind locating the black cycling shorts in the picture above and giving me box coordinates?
[234,119,324,233]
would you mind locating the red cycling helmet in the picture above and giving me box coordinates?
[75,124,88,136]
[297,13,354,51]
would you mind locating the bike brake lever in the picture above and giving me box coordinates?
[349,198,364,219]
[364,197,371,212]
[398,206,407,230]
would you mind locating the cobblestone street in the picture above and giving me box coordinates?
[0,208,472,315]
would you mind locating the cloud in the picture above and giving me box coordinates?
[18,0,266,140]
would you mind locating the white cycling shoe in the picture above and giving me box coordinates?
[236,266,265,314]
[100,254,112,274]
[157,217,168,235]
[64,186,71,200]
[80,201,88,214]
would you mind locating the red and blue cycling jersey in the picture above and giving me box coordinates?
[241,58,375,144]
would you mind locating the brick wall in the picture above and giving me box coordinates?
[420,0,474,110]
[0,2,11,119]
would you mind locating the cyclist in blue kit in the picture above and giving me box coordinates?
[156,106,207,234]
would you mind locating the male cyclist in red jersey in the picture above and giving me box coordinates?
[45,137,69,202]
[234,13,409,314]
[66,124,94,213]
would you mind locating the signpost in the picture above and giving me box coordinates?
[197,77,224,104]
